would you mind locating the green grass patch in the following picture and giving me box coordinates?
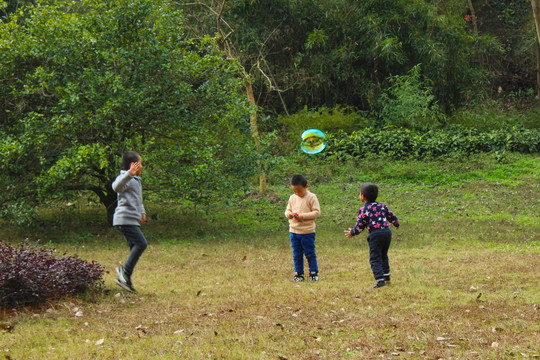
[0,153,538,358]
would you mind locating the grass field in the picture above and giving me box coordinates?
[1,154,539,359]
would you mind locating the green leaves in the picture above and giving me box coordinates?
[325,127,540,160]
[378,64,445,130]
[0,0,256,223]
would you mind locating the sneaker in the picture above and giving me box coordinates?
[116,266,127,283]
[292,273,305,282]
[309,271,319,281]
[116,266,136,293]
[372,280,386,288]
[115,279,137,293]
[384,275,391,284]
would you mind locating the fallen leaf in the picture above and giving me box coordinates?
[95,338,105,345]
[0,323,15,332]
[196,290,202,296]
[242,255,247,261]
[75,311,83,317]
[491,342,499,348]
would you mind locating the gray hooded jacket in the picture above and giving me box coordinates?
[112,170,145,226]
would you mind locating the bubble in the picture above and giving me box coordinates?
[300,129,327,154]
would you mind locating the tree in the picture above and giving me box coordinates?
[532,0,540,104]
[0,0,256,223]
[180,0,297,193]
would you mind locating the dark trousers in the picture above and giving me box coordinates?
[115,225,147,278]
[367,228,392,281]
[290,232,318,274]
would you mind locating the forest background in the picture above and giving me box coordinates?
[0,0,539,224]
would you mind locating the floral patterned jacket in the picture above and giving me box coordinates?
[350,201,399,236]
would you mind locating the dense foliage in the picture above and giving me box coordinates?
[182,0,500,115]
[0,0,537,225]
[323,126,540,160]
[0,0,256,223]
[0,240,104,307]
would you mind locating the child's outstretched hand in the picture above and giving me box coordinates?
[141,213,147,224]
[344,228,353,238]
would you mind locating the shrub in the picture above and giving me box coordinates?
[448,100,540,130]
[278,105,370,153]
[378,65,446,130]
[0,240,104,308]
[324,126,540,160]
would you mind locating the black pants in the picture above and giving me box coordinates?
[367,228,392,281]
[115,225,147,278]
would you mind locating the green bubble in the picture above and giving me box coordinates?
[300,129,326,154]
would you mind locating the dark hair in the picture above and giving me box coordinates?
[121,151,140,170]
[291,174,308,187]
[361,182,378,202]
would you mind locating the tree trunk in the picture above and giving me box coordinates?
[94,184,117,225]
[184,0,269,192]
[537,43,540,105]
[245,81,267,193]
[532,0,540,105]
[215,0,267,193]
[467,0,479,35]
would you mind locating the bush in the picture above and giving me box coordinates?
[278,106,370,153]
[448,100,540,130]
[377,65,446,130]
[0,241,104,308]
[324,126,540,160]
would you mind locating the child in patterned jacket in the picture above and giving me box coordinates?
[344,183,399,288]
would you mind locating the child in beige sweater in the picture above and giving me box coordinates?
[285,175,321,281]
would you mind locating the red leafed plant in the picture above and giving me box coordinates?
[0,240,104,308]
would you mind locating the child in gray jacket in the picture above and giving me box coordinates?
[112,151,147,293]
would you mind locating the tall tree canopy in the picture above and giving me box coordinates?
[182,0,496,116]
[0,0,256,223]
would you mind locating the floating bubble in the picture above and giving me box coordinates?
[300,129,326,154]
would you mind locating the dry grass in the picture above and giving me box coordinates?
[1,154,539,359]
[1,237,539,359]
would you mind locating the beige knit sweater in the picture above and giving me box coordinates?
[284,190,321,234]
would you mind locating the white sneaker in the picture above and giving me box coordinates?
[115,266,136,292]
[116,266,127,283]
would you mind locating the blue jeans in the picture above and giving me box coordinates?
[367,228,392,281]
[290,232,318,274]
[115,225,147,278]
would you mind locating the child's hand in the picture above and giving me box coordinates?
[287,213,294,219]
[129,161,142,176]
[141,213,147,224]
[344,228,353,238]
[295,213,303,221]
